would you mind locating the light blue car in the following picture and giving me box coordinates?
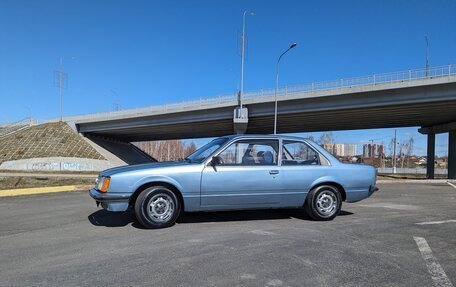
[89,134,378,228]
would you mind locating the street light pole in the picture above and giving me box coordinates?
[393,129,397,173]
[239,11,254,110]
[274,43,297,134]
[425,35,429,78]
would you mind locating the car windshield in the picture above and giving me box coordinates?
[186,137,229,163]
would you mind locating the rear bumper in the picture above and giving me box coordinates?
[89,189,131,212]
[346,185,379,203]
[369,185,379,196]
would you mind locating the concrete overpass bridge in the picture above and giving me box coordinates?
[55,65,456,178]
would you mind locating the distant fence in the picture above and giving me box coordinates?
[47,63,456,123]
[377,167,448,175]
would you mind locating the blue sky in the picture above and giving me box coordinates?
[0,0,454,155]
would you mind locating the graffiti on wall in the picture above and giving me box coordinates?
[29,161,108,171]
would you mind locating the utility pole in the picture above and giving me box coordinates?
[54,57,70,122]
[59,57,63,121]
[239,11,254,110]
[400,144,405,169]
[23,106,31,121]
[113,103,121,111]
[425,35,429,78]
[392,129,397,173]
[110,89,121,111]
[233,11,253,134]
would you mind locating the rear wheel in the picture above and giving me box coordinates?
[304,185,342,221]
[134,186,181,229]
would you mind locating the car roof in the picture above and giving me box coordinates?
[221,134,312,142]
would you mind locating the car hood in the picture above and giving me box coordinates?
[100,161,194,177]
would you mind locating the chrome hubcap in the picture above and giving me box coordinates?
[316,190,337,216]
[147,194,175,222]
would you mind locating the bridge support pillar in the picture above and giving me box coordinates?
[426,133,435,179]
[449,130,456,179]
[419,122,456,179]
[233,107,249,134]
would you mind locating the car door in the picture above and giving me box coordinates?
[200,138,282,209]
[280,140,332,206]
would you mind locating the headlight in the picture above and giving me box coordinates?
[95,176,111,193]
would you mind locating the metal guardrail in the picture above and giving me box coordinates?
[0,118,36,137]
[51,64,456,123]
[0,118,33,128]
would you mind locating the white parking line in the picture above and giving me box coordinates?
[447,182,456,189]
[250,229,276,235]
[413,236,454,287]
[416,220,456,225]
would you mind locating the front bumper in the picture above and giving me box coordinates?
[89,189,131,212]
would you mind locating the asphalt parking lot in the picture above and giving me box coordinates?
[1,182,455,286]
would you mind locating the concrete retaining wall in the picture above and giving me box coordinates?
[0,157,117,172]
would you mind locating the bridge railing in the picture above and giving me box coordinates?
[50,64,455,123]
[242,64,456,100]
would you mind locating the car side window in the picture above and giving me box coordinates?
[218,139,279,166]
[282,140,320,166]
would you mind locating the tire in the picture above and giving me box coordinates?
[304,185,342,221]
[134,186,181,229]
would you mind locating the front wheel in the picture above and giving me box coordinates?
[304,185,342,221]
[134,186,181,229]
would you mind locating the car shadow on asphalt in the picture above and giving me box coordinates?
[88,209,354,228]
[178,209,353,224]
[88,209,136,228]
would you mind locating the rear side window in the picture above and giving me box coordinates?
[282,140,320,166]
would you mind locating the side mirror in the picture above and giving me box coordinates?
[211,155,222,166]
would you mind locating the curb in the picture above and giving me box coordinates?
[377,179,456,184]
[0,185,91,197]
[0,172,98,178]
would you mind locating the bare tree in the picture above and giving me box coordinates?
[388,138,395,158]
[185,141,197,156]
[135,140,187,161]
[404,136,414,168]
[306,135,315,142]
[318,132,334,145]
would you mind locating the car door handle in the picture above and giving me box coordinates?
[269,170,279,175]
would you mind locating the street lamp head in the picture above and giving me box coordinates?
[290,43,297,49]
